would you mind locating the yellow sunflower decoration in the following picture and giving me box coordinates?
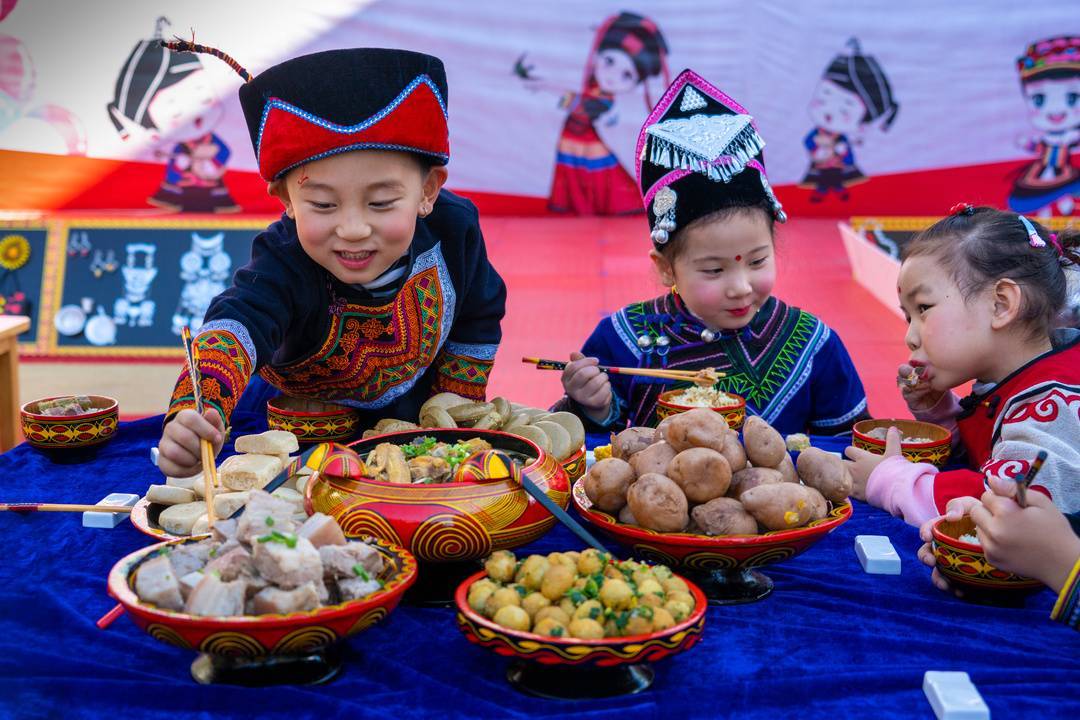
[0,235,31,271]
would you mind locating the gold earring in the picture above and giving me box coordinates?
[671,283,678,295]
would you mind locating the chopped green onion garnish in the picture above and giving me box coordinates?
[353,564,371,581]
[265,516,275,526]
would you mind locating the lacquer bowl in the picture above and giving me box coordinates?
[655,390,746,430]
[573,480,852,605]
[107,535,417,684]
[267,395,361,444]
[454,569,706,698]
[931,515,1044,605]
[306,429,570,565]
[560,445,587,483]
[20,395,118,450]
[852,418,951,468]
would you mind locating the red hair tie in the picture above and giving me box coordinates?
[949,202,974,216]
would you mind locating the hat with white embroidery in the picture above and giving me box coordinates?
[636,69,785,248]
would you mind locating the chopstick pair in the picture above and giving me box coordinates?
[522,356,725,384]
[1011,450,1048,508]
[0,503,134,514]
[181,327,218,529]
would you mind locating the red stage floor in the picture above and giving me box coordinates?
[481,216,911,420]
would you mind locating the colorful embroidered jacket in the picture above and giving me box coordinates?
[167,190,506,428]
[865,331,1080,526]
[552,294,869,436]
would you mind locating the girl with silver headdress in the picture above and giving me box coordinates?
[553,70,869,436]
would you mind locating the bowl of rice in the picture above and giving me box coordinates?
[852,418,951,468]
[931,515,1044,603]
[655,388,745,430]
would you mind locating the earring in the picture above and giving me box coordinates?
[671,284,678,295]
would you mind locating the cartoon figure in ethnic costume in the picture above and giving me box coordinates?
[553,70,869,436]
[801,38,899,202]
[1009,35,1080,218]
[161,43,506,448]
[522,12,669,215]
[107,18,239,213]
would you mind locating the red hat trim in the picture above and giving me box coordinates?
[255,74,449,180]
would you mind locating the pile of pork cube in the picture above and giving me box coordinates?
[132,489,386,616]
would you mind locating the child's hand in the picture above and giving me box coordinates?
[158,408,225,478]
[897,363,945,412]
[917,495,980,596]
[561,352,612,424]
[971,481,1080,593]
[843,425,903,500]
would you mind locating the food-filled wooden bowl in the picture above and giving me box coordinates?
[454,562,706,698]
[931,515,1044,604]
[107,536,417,665]
[655,389,746,430]
[20,395,119,450]
[267,395,361,443]
[572,480,851,604]
[305,429,570,563]
[852,418,951,467]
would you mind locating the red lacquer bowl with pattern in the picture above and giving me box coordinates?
[572,480,852,605]
[852,418,951,468]
[655,390,746,430]
[107,536,417,682]
[267,395,362,444]
[20,395,118,450]
[306,429,570,564]
[931,515,1045,605]
[454,568,706,698]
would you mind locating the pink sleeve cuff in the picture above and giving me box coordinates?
[865,455,941,527]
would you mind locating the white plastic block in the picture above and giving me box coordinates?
[854,534,901,575]
[150,446,160,466]
[82,493,140,529]
[923,671,990,720]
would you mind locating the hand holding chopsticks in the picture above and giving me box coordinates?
[523,356,724,386]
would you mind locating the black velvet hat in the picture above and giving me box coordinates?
[635,69,786,248]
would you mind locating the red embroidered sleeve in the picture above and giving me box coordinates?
[166,327,254,426]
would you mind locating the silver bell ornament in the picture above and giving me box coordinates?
[700,328,717,343]
[636,335,654,350]
[651,229,669,244]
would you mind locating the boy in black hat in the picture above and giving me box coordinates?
[157,42,506,477]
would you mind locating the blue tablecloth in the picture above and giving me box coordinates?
[1,417,1078,720]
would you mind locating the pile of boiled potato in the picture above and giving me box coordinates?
[362,392,585,462]
[584,409,851,535]
[467,548,695,639]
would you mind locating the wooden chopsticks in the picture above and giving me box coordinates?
[182,327,217,529]
[0,503,134,513]
[522,357,724,384]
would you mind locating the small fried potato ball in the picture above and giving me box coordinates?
[467,582,497,614]
[577,548,608,575]
[568,618,605,639]
[540,563,576,601]
[653,565,673,581]
[668,590,694,609]
[599,578,634,610]
[558,597,576,616]
[493,604,531,631]
[562,551,581,566]
[521,592,551,619]
[664,599,691,622]
[484,551,516,583]
[534,606,571,626]
[661,576,689,595]
[546,552,576,570]
[637,578,664,604]
[651,607,676,631]
[632,567,657,587]
[516,555,550,590]
[624,609,653,636]
[533,617,567,637]
[573,599,604,621]
[483,587,522,618]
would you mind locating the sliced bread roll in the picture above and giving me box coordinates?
[159,502,209,536]
[234,430,299,455]
[219,454,283,491]
[146,484,197,506]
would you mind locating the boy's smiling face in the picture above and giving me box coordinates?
[272,150,447,285]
